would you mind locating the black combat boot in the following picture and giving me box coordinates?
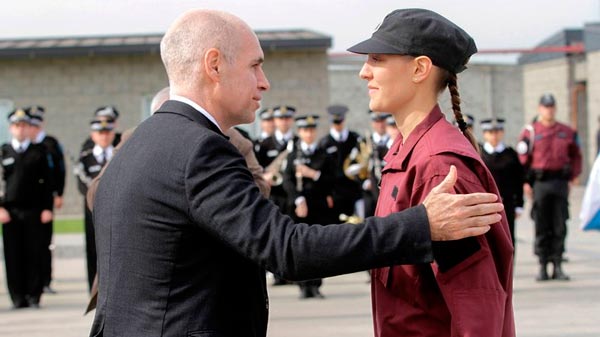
[536,261,549,281]
[299,286,314,299]
[552,259,570,281]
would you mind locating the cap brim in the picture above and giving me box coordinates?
[347,37,404,55]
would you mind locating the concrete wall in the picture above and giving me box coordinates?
[0,48,330,217]
[586,50,600,163]
[329,56,523,146]
[0,54,167,217]
[522,58,571,124]
[253,50,330,137]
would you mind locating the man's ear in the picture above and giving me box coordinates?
[412,56,433,83]
[204,48,221,82]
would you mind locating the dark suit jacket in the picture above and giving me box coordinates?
[90,100,433,337]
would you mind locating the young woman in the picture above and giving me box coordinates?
[480,118,524,248]
[348,9,515,337]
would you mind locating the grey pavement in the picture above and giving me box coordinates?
[0,186,599,336]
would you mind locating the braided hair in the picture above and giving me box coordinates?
[446,72,479,151]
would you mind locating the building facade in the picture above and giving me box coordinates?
[520,23,600,181]
[329,54,524,147]
[0,31,331,216]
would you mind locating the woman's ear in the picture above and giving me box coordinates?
[204,48,221,82]
[412,56,433,83]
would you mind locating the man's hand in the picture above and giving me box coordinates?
[295,200,308,218]
[54,195,64,209]
[0,207,11,223]
[523,183,533,199]
[423,166,503,241]
[41,210,53,224]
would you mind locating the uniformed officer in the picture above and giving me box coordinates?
[255,105,297,171]
[255,105,297,209]
[76,117,116,291]
[80,106,122,152]
[363,111,390,217]
[453,113,474,133]
[318,104,366,221]
[254,105,298,285]
[517,93,582,281]
[480,118,524,248]
[257,107,275,142]
[253,108,275,164]
[282,114,335,298]
[385,114,399,147]
[26,105,66,294]
[0,108,54,309]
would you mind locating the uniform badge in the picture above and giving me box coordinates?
[326,146,337,154]
[516,141,528,155]
[89,165,102,173]
[267,150,279,158]
[2,157,15,166]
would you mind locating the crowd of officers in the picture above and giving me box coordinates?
[255,104,399,298]
[0,105,119,309]
[0,92,583,307]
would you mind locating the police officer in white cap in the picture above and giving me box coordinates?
[76,117,116,291]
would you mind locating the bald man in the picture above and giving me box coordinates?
[90,10,502,337]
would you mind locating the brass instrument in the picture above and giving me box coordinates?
[369,131,383,182]
[343,135,371,181]
[339,213,363,224]
[293,141,304,192]
[264,140,294,186]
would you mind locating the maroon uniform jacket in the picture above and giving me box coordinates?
[372,106,515,337]
[517,121,582,180]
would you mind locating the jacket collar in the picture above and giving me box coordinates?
[155,100,226,138]
[383,105,444,172]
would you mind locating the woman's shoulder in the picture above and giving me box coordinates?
[416,118,481,161]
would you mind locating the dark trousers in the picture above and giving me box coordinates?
[532,179,569,263]
[503,200,516,248]
[84,202,97,292]
[2,208,44,306]
[41,220,54,287]
[363,189,378,218]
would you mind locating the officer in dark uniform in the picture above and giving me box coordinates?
[363,111,391,217]
[480,118,524,248]
[253,108,275,163]
[282,114,335,298]
[26,105,66,294]
[257,107,275,142]
[385,114,400,146]
[255,105,298,213]
[76,117,116,291]
[318,105,366,221]
[517,93,582,281]
[0,108,54,309]
[80,106,122,152]
[254,105,297,286]
[255,105,297,172]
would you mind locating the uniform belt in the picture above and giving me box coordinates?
[532,169,568,181]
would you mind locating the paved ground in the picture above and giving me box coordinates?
[0,186,599,336]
